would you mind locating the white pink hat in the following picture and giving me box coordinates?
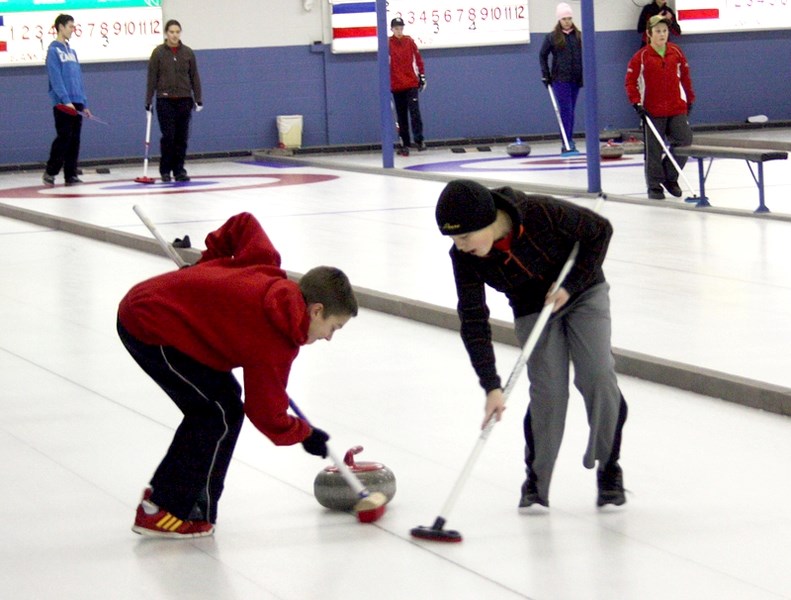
[556,2,573,20]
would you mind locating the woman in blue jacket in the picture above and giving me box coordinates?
[43,13,91,187]
[539,3,583,156]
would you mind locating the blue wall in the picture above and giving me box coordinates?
[2,29,789,166]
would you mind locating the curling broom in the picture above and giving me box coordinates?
[134,110,156,184]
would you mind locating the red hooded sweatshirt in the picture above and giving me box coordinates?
[118,212,311,445]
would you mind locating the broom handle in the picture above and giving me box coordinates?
[133,205,189,268]
[547,84,572,152]
[142,110,152,177]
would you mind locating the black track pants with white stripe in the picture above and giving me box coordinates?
[118,319,244,523]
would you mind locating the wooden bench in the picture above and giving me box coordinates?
[674,135,789,213]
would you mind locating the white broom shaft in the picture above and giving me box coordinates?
[547,84,571,151]
[133,205,188,268]
[643,113,695,193]
[142,111,152,176]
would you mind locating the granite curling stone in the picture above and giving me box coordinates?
[314,446,396,511]
[600,139,625,159]
[506,138,531,157]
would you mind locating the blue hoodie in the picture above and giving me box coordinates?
[46,41,88,107]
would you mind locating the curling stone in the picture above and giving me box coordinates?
[622,136,645,155]
[600,139,625,160]
[506,138,531,157]
[314,446,396,511]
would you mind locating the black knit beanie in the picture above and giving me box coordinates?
[435,180,497,235]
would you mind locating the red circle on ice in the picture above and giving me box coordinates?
[3,173,338,199]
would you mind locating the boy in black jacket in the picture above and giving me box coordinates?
[435,180,628,511]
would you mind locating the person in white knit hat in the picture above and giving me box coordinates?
[539,3,583,155]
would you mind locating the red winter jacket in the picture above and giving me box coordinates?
[118,212,311,446]
[625,42,694,117]
[389,34,424,92]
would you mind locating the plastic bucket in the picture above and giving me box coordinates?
[276,115,303,148]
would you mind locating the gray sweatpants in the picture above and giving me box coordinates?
[514,282,627,502]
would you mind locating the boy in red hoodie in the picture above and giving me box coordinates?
[389,17,427,156]
[118,212,358,538]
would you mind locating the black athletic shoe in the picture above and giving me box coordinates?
[64,177,83,186]
[397,146,410,157]
[160,174,172,182]
[663,180,683,197]
[597,463,626,509]
[647,187,665,200]
[518,479,549,514]
[174,172,190,182]
[416,141,427,151]
[42,173,55,187]
[172,235,191,249]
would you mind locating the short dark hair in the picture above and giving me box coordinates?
[299,266,358,318]
[54,14,74,30]
[164,19,182,32]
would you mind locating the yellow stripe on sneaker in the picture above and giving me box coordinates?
[156,513,184,531]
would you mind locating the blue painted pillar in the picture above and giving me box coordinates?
[581,0,601,193]
[377,0,394,168]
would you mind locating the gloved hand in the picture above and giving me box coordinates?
[542,76,552,88]
[687,103,693,115]
[301,427,329,458]
[145,104,152,112]
[418,74,427,93]
[633,103,647,118]
[194,103,204,113]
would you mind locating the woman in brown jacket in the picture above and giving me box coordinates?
[145,19,202,182]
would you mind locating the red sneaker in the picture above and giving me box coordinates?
[132,488,214,539]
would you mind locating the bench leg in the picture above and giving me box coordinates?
[755,162,770,213]
[691,157,711,208]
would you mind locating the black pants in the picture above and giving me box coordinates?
[156,97,193,177]
[46,103,83,179]
[643,113,693,188]
[392,88,423,147]
[117,319,244,523]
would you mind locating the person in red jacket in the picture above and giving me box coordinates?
[117,212,358,538]
[625,15,694,200]
[389,17,426,156]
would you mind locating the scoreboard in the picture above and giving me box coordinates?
[329,0,530,54]
[0,0,164,67]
